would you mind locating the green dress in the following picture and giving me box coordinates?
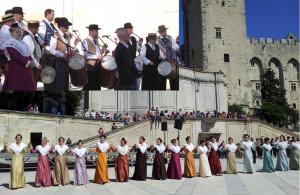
[289,142,300,170]
[262,144,275,172]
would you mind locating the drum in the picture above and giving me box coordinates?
[41,66,56,84]
[68,54,88,87]
[157,60,177,79]
[135,55,144,72]
[100,55,119,89]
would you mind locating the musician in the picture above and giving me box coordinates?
[22,21,43,85]
[82,24,106,90]
[114,28,140,90]
[37,9,56,47]
[12,7,26,30]
[124,22,143,58]
[140,33,165,90]
[46,17,77,91]
[157,25,179,90]
[0,13,15,81]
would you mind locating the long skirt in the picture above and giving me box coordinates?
[10,154,25,189]
[52,155,70,185]
[208,151,222,175]
[183,152,196,177]
[289,148,300,170]
[244,149,255,173]
[94,152,109,184]
[167,152,182,179]
[275,149,289,171]
[226,152,237,174]
[152,153,167,180]
[262,149,275,172]
[74,156,89,185]
[199,153,212,177]
[115,154,129,182]
[132,150,147,181]
[35,155,52,187]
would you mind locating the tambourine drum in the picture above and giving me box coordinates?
[100,56,119,89]
[135,55,144,72]
[41,66,56,84]
[157,61,177,79]
[68,54,88,87]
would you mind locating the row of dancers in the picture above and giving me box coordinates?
[3,133,300,189]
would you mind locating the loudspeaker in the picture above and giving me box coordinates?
[174,119,183,130]
[161,121,168,131]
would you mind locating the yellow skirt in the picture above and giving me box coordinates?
[10,154,25,189]
[184,152,196,177]
[227,152,237,174]
[53,155,70,185]
[94,152,109,184]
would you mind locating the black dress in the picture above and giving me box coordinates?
[152,148,167,180]
[132,148,147,181]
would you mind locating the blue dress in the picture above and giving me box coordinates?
[242,141,255,173]
[262,144,275,172]
[275,142,289,171]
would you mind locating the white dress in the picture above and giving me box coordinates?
[198,146,212,177]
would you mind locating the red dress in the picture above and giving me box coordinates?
[208,148,222,175]
[3,47,36,91]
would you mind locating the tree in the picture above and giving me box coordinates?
[228,104,245,114]
[260,69,299,127]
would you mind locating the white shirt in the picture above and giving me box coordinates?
[290,142,300,150]
[154,144,166,153]
[36,145,51,156]
[198,145,208,154]
[54,144,69,155]
[140,42,165,65]
[22,31,40,67]
[73,147,87,157]
[226,143,237,153]
[136,143,147,154]
[209,142,218,151]
[169,144,180,153]
[37,19,54,45]
[96,141,110,152]
[16,20,26,30]
[185,143,195,152]
[117,145,129,155]
[277,141,288,150]
[263,143,272,151]
[242,141,254,150]
[49,29,68,57]
[9,143,27,154]
[0,25,11,49]
[82,36,102,60]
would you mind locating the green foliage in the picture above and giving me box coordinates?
[228,104,245,114]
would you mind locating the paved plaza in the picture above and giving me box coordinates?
[0,158,299,195]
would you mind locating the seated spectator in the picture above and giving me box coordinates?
[111,123,117,131]
[97,127,104,136]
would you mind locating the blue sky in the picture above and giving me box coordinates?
[179,0,299,43]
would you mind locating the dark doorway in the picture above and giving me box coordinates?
[30,133,42,148]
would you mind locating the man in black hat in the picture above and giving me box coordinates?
[140,33,165,90]
[82,24,106,90]
[12,7,26,30]
[124,22,143,59]
[115,28,140,90]
[45,17,76,91]
[157,25,179,90]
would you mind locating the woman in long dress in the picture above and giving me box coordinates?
[132,136,148,181]
[113,138,130,182]
[275,135,289,171]
[242,134,256,173]
[225,137,237,174]
[197,140,212,177]
[8,134,30,189]
[3,23,36,91]
[151,138,167,180]
[31,137,52,187]
[208,136,222,176]
[94,134,110,184]
[182,136,196,178]
[72,140,89,185]
[166,139,182,179]
[52,137,70,186]
[262,137,275,172]
[289,137,300,170]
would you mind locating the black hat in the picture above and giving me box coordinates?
[54,17,61,24]
[86,24,101,30]
[158,25,168,33]
[1,13,15,22]
[124,22,133,29]
[147,33,157,39]
[11,23,20,28]
[56,17,72,27]
[5,9,12,15]
[12,7,25,15]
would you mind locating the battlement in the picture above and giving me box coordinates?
[248,38,299,46]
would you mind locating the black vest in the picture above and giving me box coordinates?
[128,36,137,58]
[145,43,160,65]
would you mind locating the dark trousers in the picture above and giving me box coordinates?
[83,63,101,91]
[117,83,137,90]
[142,65,160,90]
[252,149,256,164]
[169,77,179,90]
